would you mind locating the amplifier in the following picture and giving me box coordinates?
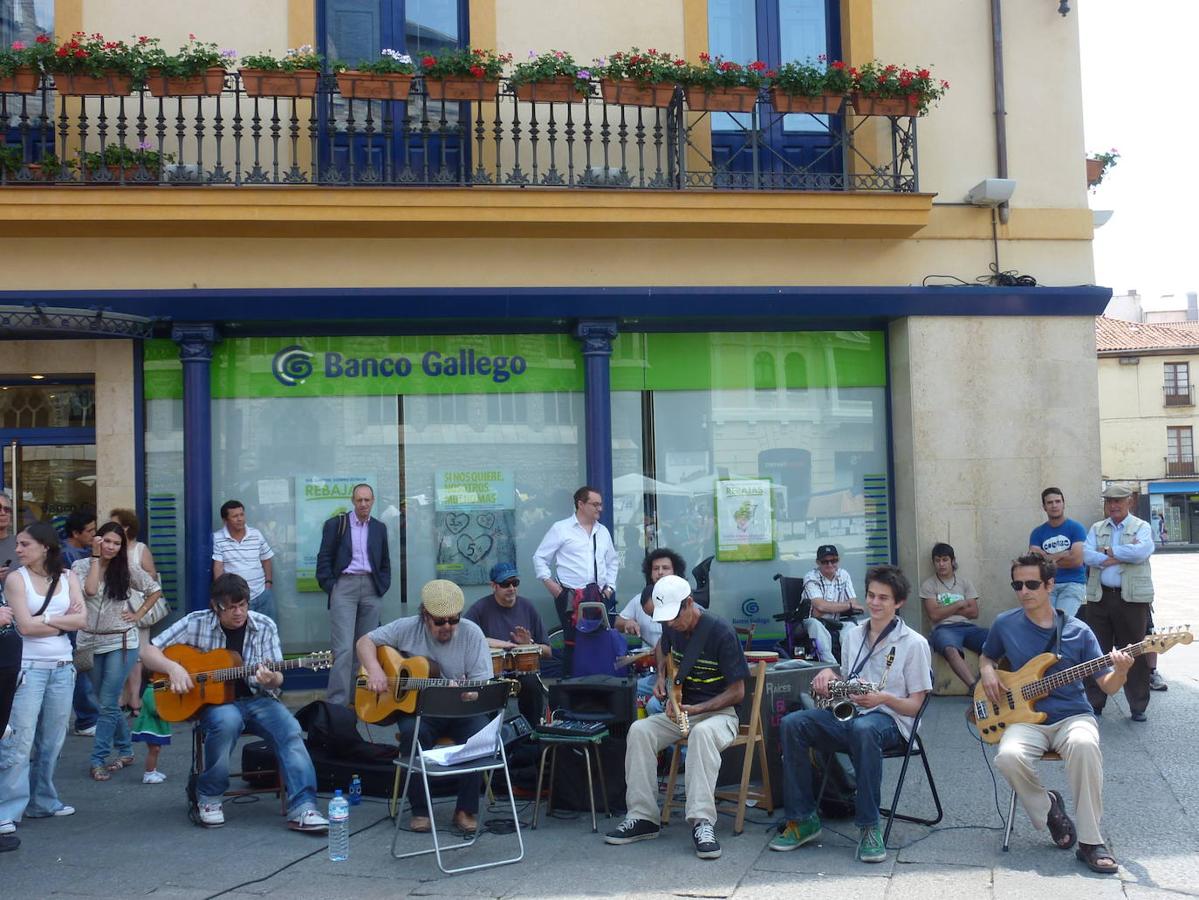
[549,675,637,730]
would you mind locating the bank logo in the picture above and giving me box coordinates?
[741,598,760,617]
[273,345,314,387]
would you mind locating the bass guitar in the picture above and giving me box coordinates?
[354,646,513,724]
[151,645,333,722]
[664,651,690,736]
[971,626,1192,743]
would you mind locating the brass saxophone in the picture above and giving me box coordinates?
[812,648,896,721]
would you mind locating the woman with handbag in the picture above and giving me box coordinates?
[110,509,164,718]
[0,521,87,835]
[72,523,163,781]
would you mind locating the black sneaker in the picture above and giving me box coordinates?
[604,817,660,845]
[692,820,721,859]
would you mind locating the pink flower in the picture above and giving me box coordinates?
[10,40,24,50]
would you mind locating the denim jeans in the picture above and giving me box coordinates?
[87,648,139,768]
[396,713,489,816]
[196,696,318,818]
[635,672,665,716]
[0,663,75,823]
[780,707,903,828]
[68,631,99,730]
[250,586,277,622]
[1051,582,1085,618]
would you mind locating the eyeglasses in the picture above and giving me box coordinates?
[498,579,519,588]
[1010,580,1044,592]
[819,558,839,565]
[429,615,460,627]
[0,507,11,514]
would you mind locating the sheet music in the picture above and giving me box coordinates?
[421,714,502,766]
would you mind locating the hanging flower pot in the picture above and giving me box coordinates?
[146,67,228,97]
[513,76,586,103]
[685,86,760,113]
[769,90,843,115]
[53,72,134,96]
[423,76,499,102]
[238,68,320,98]
[599,79,677,108]
[849,92,919,117]
[0,68,40,94]
[1086,158,1104,187]
[335,71,414,101]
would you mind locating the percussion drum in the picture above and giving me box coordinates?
[491,648,508,677]
[744,650,779,666]
[510,645,542,673]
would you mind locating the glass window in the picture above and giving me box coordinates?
[0,382,94,429]
[0,0,53,128]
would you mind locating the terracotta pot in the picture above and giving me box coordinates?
[1086,158,1104,187]
[0,68,40,94]
[599,79,677,108]
[146,67,227,97]
[685,86,760,113]
[850,93,919,116]
[423,77,498,102]
[53,72,134,96]
[84,164,159,184]
[335,71,414,101]
[769,90,843,115]
[238,68,320,98]
[513,76,586,103]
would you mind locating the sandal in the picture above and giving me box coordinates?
[1076,842,1119,874]
[90,766,111,782]
[106,756,135,772]
[1046,790,1077,849]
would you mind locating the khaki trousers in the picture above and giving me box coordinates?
[624,708,738,826]
[994,713,1105,846]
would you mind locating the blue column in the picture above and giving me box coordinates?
[574,320,618,532]
[172,323,220,612]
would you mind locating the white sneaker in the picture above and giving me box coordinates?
[0,821,14,835]
[142,770,167,784]
[73,725,96,737]
[2,724,11,740]
[288,809,329,832]
[198,802,224,827]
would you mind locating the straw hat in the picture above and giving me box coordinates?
[421,579,465,618]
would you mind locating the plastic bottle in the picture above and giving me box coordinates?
[328,790,350,861]
[348,774,362,806]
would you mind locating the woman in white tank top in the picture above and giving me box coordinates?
[0,522,87,830]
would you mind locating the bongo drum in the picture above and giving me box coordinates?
[511,645,541,673]
[744,649,779,666]
[491,648,507,677]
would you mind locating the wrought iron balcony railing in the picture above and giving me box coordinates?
[1163,385,1194,407]
[0,75,918,192]
[1164,456,1197,477]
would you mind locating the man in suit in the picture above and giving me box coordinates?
[317,483,391,705]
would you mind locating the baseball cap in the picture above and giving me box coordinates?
[817,544,839,561]
[1101,483,1133,499]
[489,562,519,584]
[652,574,693,622]
[421,579,465,618]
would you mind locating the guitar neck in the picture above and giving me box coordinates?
[1026,639,1151,700]
[205,656,314,683]
[394,677,491,688]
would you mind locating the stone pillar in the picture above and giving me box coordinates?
[574,320,618,532]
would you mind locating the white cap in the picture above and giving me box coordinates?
[651,575,692,622]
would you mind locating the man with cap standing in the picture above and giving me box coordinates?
[356,579,492,833]
[1082,484,1156,722]
[605,575,748,860]
[800,545,863,664]
[464,562,551,723]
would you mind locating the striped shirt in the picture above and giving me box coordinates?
[212,525,275,599]
[153,609,282,697]
[802,566,856,621]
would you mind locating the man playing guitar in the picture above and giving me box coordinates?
[139,574,328,832]
[979,554,1132,875]
[356,579,491,834]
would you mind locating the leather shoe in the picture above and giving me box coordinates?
[452,810,478,833]
[1130,711,1147,722]
[408,816,432,833]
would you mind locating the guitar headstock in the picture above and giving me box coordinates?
[1145,626,1194,654]
[305,650,334,671]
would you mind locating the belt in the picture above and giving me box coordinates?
[22,659,72,670]
[340,572,372,577]
[1101,585,1122,594]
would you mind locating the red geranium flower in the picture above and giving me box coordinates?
[35,34,50,44]
[74,49,87,58]
[469,64,485,78]
[421,55,436,68]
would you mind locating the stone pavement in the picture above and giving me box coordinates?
[3,554,1197,899]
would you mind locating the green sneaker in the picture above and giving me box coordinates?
[857,825,886,863]
[768,813,822,851]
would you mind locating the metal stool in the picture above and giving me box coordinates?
[530,729,611,832]
[1002,750,1062,851]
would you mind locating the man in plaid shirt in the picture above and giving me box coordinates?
[140,574,327,832]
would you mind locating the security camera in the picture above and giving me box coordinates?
[966,178,1016,207]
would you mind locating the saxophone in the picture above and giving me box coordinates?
[812,648,896,721]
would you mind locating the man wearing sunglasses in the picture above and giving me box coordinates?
[465,562,551,723]
[979,554,1132,875]
[800,544,864,663]
[356,579,492,834]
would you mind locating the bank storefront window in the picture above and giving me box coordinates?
[611,331,891,638]
[145,335,583,654]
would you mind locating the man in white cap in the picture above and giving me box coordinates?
[1082,483,1155,722]
[356,579,492,833]
[604,574,748,860]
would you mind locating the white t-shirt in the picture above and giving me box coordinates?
[838,616,932,740]
[619,593,662,649]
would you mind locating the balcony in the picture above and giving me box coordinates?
[1164,456,1197,477]
[1163,385,1194,407]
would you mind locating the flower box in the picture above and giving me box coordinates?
[146,67,227,97]
[599,79,676,108]
[53,72,133,96]
[238,68,320,98]
[0,68,40,94]
[423,76,498,102]
[769,90,842,115]
[83,164,160,184]
[850,93,918,117]
[686,86,760,113]
[513,76,585,103]
[335,71,414,101]
[1086,158,1104,187]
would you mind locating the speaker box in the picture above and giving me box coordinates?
[549,675,637,734]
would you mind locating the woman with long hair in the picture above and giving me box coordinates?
[111,509,160,717]
[0,521,87,834]
[73,522,164,780]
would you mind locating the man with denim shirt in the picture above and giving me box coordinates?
[139,573,327,832]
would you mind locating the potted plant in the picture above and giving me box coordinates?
[509,50,591,103]
[594,48,685,107]
[44,31,149,95]
[143,35,232,96]
[419,48,510,102]
[849,61,948,116]
[768,55,852,114]
[681,53,769,112]
[1087,149,1119,188]
[334,49,415,101]
[80,141,175,182]
[0,34,53,93]
[239,45,323,98]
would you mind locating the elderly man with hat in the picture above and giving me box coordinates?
[605,574,748,860]
[465,562,551,722]
[356,579,492,832]
[1081,483,1156,722]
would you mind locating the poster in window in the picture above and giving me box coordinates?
[296,475,375,592]
[715,478,775,561]
[434,469,516,585]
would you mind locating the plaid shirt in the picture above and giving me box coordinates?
[802,566,856,621]
[153,609,282,697]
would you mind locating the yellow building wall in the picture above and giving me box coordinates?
[1098,354,1199,482]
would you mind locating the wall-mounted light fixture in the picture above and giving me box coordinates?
[1058,1,1070,16]
[966,178,1016,207]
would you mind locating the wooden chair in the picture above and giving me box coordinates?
[660,659,774,835]
[734,623,757,651]
[1002,750,1061,851]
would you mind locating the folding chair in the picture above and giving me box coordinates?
[390,682,524,875]
[1002,750,1061,851]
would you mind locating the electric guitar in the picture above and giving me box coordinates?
[354,646,514,724]
[664,651,690,736]
[971,626,1192,743]
[150,645,333,722]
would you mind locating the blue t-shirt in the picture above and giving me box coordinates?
[982,608,1108,724]
[1029,518,1087,584]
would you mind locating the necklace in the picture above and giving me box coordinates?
[935,574,957,593]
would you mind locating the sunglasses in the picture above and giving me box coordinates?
[819,558,839,565]
[429,615,461,627]
[498,579,520,588]
[1010,580,1044,592]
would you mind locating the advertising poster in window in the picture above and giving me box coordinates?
[715,478,775,561]
[435,469,516,585]
[296,475,374,592]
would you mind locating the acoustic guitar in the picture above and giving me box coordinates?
[354,646,509,724]
[151,645,333,722]
[971,626,1192,743]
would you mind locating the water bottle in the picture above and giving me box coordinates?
[349,774,362,806]
[328,790,350,861]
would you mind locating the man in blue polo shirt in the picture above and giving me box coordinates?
[1028,487,1087,617]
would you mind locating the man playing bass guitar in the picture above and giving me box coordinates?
[979,554,1132,875]
[356,579,491,835]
